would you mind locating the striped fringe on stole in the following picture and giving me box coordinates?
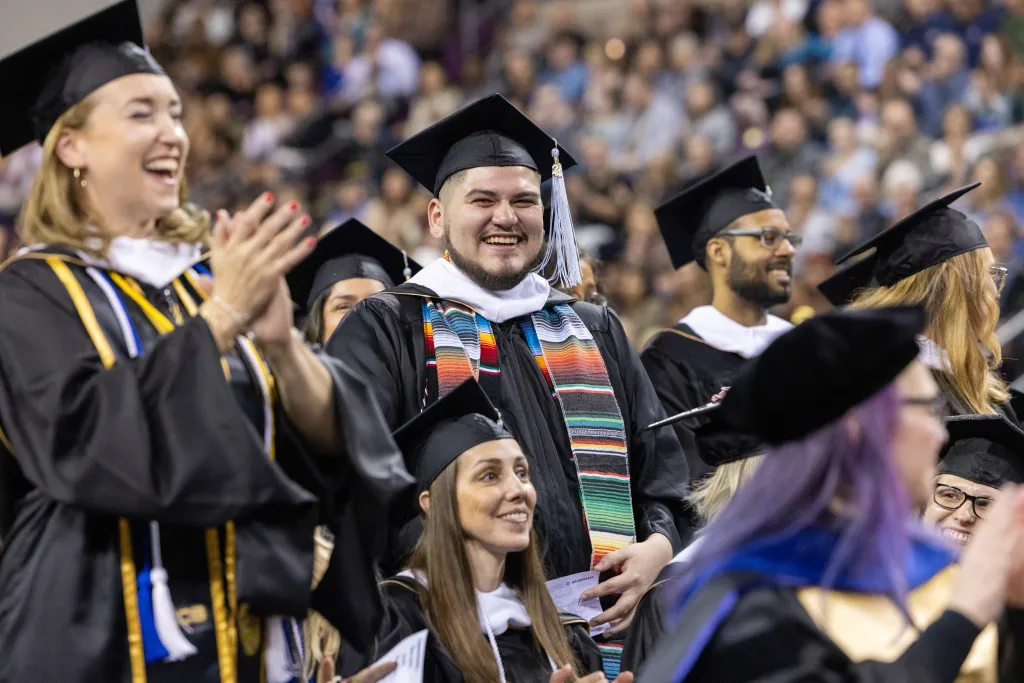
[422,301,499,395]
[521,305,636,568]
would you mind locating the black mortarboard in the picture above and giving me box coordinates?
[0,0,165,156]
[938,414,1024,488]
[654,156,778,270]
[287,219,422,311]
[831,184,987,288]
[717,307,926,445]
[817,255,877,307]
[691,406,764,466]
[386,94,578,196]
[392,379,515,495]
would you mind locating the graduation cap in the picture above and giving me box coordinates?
[830,184,987,289]
[691,405,764,466]
[716,306,926,445]
[938,414,1024,488]
[0,0,165,156]
[392,379,515,496]
[386,94,584,287]
[287,219,422,312]
[817,255,877,307]
[654,156,779,270]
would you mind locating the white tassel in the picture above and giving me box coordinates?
[149,522,199,661]
[264,617,301,683]
[537,145,583,289]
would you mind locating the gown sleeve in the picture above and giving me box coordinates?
[689,586,984,683]
[605,309,689,552]
[323,297,409,429]
[0,263,313,526]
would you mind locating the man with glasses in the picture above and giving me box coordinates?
[641,156,798,541]
[923,413,1024,546]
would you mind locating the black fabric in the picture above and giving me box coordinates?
[332,576,604,680]
[324,283,689,579]
[391,378,513,495]
[679,585,990,682]
[640,324,762,542]
[833,183,988,288]
[938,414,1024,487]
[818,255,877,307]
[620,561,689,673]
[287,218,422,311]
[0,253,408,682]
[0,1,163,154]
[718,307,926,445]
[385,94,577,195]
[654,155,776,270]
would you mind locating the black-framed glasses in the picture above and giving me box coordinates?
[718,227,803,250]
[902,395,949,416]
[933,484,994,519]
[990,265,1008,294]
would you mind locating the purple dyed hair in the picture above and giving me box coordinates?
[679,385,923,611]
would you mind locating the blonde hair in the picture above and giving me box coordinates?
[303,527,342,681]
[688,455,763,524]
[18,95,209,256]
[848,249,1008,414]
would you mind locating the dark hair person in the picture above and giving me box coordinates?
[288,219,421,346]
[314,380,634,683]
[0,3,407,681]
[641,307,1024,683]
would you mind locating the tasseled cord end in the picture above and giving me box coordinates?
[537,145,582,289]
[402,251,412,281]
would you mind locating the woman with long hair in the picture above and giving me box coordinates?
[315,379,632,683]
[0,4,407,682]
[640,307,1024,683]
[820,184,1011,417]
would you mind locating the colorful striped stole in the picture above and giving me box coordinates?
[422,299,636,568]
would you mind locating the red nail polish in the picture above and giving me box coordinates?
[264,192,274,203]
[304,236,316,248]
[301,215,311,226]
[288,201,299,211]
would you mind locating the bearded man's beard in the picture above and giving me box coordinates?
[444,221,546,291]
[726,251,793,308]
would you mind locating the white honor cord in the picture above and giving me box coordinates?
[482,613,559,683]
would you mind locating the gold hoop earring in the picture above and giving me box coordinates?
[73,168,87,188]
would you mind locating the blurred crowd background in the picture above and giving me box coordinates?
[4,0,1024,362]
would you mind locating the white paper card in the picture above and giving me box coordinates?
[545,570,609,637]
[373,629,428,683]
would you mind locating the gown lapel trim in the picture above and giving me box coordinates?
[44,257,147,683]
[644,326,709,351]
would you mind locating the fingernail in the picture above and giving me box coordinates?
[301,215,312,226]
[264,192,274,203]
[288,200,299,211]
[304,236,316,248]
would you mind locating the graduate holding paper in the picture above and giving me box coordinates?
[314,379,633,683]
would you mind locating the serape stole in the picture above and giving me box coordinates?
[422,300,637,568]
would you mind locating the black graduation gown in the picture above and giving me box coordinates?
[324,283,689,579]
[639,324,762,540]
[619,561,687,673]
[0,252,407,683]
[332,576,605,683]
[676,584,1024,682]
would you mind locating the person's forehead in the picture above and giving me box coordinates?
[93,72,179,107]
[936,473,1000,497]
[456,165,542,195]
[460,438,524,465]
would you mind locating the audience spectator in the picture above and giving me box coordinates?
[831,0,901,89]
[760,108,825,207]
[916,33,972,137]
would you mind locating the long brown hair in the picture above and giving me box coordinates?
[18,95,208,256]
[848,248,1008,413]
[408,461,580,682]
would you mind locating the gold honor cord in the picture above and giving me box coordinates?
[46,258,145,683]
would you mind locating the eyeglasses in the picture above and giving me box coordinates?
[718,227,803,251]
[902,395,949,416]
[990,265,1008,293]
[933,484,994,519]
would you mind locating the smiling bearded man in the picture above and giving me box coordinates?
[325,96,689,668]
[640,156,798,543]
